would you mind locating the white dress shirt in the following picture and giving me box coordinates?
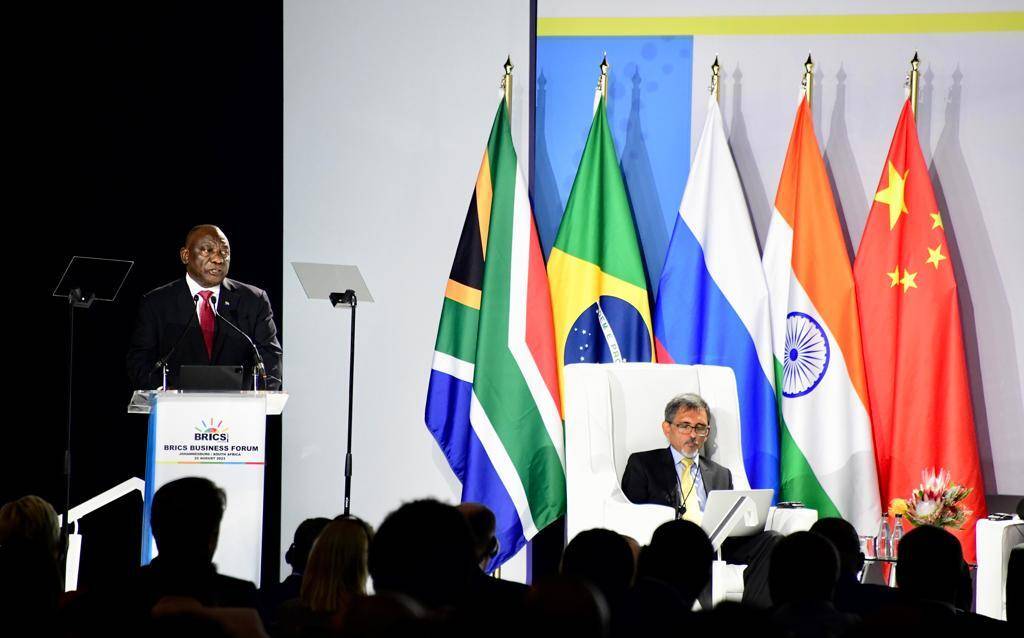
[185,274,221,319]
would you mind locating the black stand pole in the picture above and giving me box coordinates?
[344,296,356,516]
[330,289,358,516]
[63,295,76,540]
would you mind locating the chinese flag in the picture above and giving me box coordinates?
[854,99,986,561]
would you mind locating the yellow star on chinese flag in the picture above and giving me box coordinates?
[887,265,901,288]
[875,161,910,230]
[930,212,944,230]
[900,269,918,293]
[926,244,947,269]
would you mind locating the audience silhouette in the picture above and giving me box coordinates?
[368,499,476,612]
[891,524,1009,634]
[261,517,331,623]
[10,483,1017,637]
[560,528,635,608]
[0,495,63,634]
[275,517,372,637]
[769,530,858,638]
[810,517,901,616]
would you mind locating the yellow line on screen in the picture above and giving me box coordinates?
[537,13,1024,36]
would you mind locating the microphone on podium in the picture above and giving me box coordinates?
[151,294,201,386]
[210,295,268,387]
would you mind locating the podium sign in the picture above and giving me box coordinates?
[136,391,285,585]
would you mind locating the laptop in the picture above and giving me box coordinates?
[701,489,774,546]
[178,365,245,391]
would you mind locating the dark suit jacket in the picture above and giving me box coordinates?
[126,277,282,390]
[620,447,732,507]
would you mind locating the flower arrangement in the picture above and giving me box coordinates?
[888,468,972,529]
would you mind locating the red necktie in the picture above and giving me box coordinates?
[198,290,215,359]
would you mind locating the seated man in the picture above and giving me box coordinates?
[620,393,779,607]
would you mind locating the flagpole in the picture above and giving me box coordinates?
[909,51,920,119]
[802,53,814,108]
[502,55,514,111]
[711,55,721,103]
[598,53,609,101]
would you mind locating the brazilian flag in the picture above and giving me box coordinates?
[548,97,654,400]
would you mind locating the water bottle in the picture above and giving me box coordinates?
[876,514,892,559]
[892,514,904,558]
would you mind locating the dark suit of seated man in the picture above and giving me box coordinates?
[621,393,780,608]
[126,224,282,390]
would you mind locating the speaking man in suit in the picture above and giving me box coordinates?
[126,224,282,390]
[621,393,779,607]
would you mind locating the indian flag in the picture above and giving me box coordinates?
[762,97,881,534]
[425,99,564,568]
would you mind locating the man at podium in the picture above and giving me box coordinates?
[126,224,282,390]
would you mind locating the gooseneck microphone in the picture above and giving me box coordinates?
[209,295,268,387]
[152,294,201,388]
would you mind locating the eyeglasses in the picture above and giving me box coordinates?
[668,421,711,437]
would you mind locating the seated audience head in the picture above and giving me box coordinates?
[150,477,226,563]
[895,524,964,605]
[0,495,60,560]
[638,519,713,607]
[285,517,331,575]
[300,516,373,613]
[560,528,635,605]
[368,499,476,609]
[769,530,840,605]
[456,502,498,570]
[810,517,864,578]
[1007,544,1022,626]
[526,577,610,638]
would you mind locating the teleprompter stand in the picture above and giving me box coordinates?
[52,256,133,540]
[292,262,373,516]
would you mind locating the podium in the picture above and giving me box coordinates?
[129,390,288,585]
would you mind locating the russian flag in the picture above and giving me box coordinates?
[654,95,779,494]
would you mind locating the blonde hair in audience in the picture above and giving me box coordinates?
[0,495,61,560]
[300,517,372,613]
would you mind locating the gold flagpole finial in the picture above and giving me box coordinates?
[598,53,609,100]
[909,51,920,119]
[711,55,721,103]
[501,55,514,110]
[802,53,814,108]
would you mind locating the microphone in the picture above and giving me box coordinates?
[668,485,685,520]
[209,295,268,387]
[152,294,201,386]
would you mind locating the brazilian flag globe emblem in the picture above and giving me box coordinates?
[548,97,654,398]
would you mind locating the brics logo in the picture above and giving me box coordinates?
[195,419,230,441]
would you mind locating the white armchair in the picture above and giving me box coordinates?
[563,362,816,606]
[564,362,752,543]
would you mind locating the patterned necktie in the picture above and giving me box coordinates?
[197,290,215,359]
[680,457,702,524]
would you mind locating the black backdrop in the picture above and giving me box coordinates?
[4,2,284,587]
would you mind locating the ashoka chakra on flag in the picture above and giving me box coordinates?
[782,311,830,398]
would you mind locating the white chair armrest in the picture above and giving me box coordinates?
[709,560,747,608]
[603,492,675,546]
[976,518,1024,620]
[766,506,818,535]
